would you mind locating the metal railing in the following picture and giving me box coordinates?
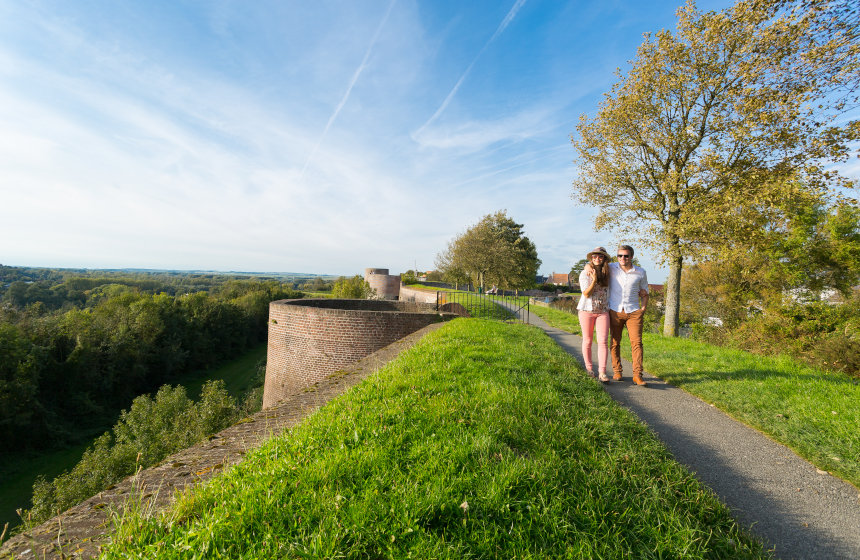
[435,291,529,324]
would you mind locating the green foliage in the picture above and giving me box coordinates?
[569,258,588,279]
[400,270,419,285]
[0,270,301,452]
[436,210,541,291]
[720,295,860,378]
[24,381,240,526]
[642,296,666,334]
[331,275,376,299]
[571,0,860,336]
[549,296,578,314]
[102,320,766,558]
[299,276,333,292]
[680,200,859,376]
[0,323,44,438]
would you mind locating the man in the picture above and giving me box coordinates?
[608,244,649,386]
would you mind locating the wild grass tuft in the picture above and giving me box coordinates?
[101,319,767,559]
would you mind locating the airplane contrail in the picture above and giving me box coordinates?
[301,0,397,177]
[414,0,527,138]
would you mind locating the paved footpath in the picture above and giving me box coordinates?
[524,311,860,560]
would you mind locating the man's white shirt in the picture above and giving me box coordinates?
[608,262,649,312]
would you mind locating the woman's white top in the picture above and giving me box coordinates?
[577,269,609,313]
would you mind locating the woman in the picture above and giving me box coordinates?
[577,247,611,383]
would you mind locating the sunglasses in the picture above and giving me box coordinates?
[617,254,631,258]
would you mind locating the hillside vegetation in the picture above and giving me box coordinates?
[0,267,301,452]
[101,319,767,559]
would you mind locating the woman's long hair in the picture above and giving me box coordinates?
[586,260,610,287]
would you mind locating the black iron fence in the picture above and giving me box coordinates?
[435,291,530,323]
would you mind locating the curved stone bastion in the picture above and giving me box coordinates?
[263,299,452,408]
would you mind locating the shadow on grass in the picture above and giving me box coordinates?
[653,365,859,388]
[542,327,859,559]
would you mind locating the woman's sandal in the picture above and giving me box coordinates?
[598,373,610,384]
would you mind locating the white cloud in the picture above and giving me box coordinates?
[0,0,695,280]
[412,109,557,152]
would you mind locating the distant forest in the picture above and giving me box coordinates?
[0,265,326,452]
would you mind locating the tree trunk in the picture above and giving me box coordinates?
[662,253,683,337]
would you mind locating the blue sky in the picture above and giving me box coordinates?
[0,0,757,282]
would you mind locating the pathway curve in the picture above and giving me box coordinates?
[524,310,860,560]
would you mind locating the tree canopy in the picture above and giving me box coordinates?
[331,276,376,299]
[571,0,859,336]
[436,211,541,292]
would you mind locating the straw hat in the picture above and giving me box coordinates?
[586,246,610,260]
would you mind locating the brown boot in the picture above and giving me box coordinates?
[633,374,647,386]
[612,372,623,381]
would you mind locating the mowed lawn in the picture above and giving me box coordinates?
[102,319,767,559]
[532,304,859,489]
[640,333,860,488]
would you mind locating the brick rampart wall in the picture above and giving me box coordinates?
[364,268,401,300]
[263,299,445,408]
[399,284,439,304]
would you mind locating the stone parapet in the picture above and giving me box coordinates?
[263,299,447,408]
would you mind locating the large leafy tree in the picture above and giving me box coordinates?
[571,0,859,336]
[682,199,860,327]
[331,276,376,299]
[434,239,472,289]
[437,211,541,292]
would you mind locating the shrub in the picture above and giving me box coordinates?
[549,296,578,313]
[239,360,267,415]
[331,276,376,299]
[23,380,240,526]
[726,294,860,378]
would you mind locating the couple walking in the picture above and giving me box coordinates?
[576,245,649,385]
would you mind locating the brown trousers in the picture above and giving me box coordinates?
[609,308,644,377]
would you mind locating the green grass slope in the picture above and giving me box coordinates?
[102,319,767,559]
[531,305,859,489]
[641,333,860,488]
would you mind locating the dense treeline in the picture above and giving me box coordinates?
[0,266,302,452]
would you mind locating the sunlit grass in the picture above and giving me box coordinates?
[102,319,767,559]
[640,333,860,488]
[529,303,582,335]
[532,304,859,489]
[442,293,517,321]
